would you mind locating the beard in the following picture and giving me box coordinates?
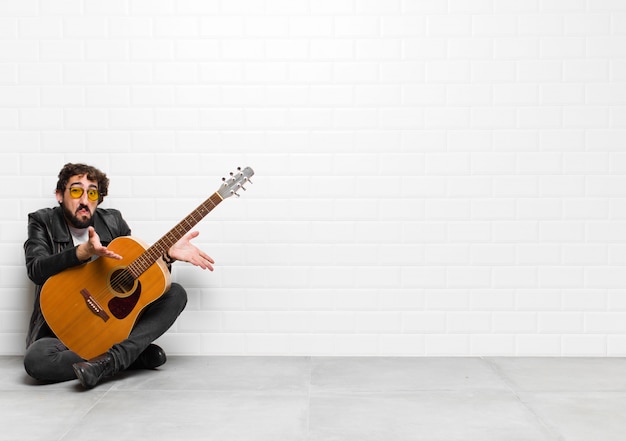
[62,203,94,229]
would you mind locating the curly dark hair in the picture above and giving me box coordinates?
[56,163,109,204]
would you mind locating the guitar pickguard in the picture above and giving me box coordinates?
[108,282,141,320]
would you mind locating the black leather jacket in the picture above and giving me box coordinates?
[23,206,131,348]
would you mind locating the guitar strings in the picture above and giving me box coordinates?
[90,195,220,300]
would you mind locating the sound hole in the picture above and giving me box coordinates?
[110,268,136,295]
[108,268,141,320]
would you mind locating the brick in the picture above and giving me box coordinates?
[472,15,517,36]
[563,60,608,81]
[0,86,38,107]
[289,17,332,37]
[86,86,130,106]
[64,17,108,38]
[492,312,537,333]
[130,0,175,15]
[494,84,538,105]
[516,245,560,265]
[380,16,422,37]
[562,335,606,356]
[425,335,470,356]
[447,312,492,333]
[493,267,537,288]
[20,109,63,129]
[539,267,585,288]
[565,13,612,35]
[540,221,584,242]
[175,40,220,61]
[86,131,131,152]
[19,63,62,84]
[110,109,153,129]
[519,14,564,35]
[18,17,62,38]
[587,130,626,151]
[109,17,152,37]
[427,15,472,37]
[403,312,446,333]
[65,109,109,129]
[447,267,491,288]
[493,130,538,151]
[471,290,516,310]
[517,199,562,220]
[471,108,516,129]
[471,335,516,356]
[131,40,174,61]
[518,60,562,82]
[448,38,493,59]
[471,244,516,265]
[494,37,539,59]
[562,290,607,311]
[63,63,107,83]
[404,38,446,59]
[154,17,199,37]
[516,335,561,355]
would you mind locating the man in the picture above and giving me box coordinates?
[23,163,214,389]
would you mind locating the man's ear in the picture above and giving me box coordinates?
[55,189,63,204]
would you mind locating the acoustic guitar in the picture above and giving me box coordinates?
[40,166,254,359]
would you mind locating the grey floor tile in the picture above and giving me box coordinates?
[2,356,626,441]
[520,391,626,441]
[0,389,108,441]
[311,357,509,393]
[308,390,559,441]
[487,357,626,392]
[113,355,311,392]
[62,390,308,441]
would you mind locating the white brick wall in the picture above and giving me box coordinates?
[2,0,625,356]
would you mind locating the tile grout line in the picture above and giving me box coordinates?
[305,355,312,439]
[57,386,113,441]
[482,357,567,441]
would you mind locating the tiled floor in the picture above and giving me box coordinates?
[1,355,626,440]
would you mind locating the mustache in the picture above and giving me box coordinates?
[75,204,91,214]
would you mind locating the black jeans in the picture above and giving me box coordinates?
[24,282,188,383]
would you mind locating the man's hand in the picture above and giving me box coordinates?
[76,227,123,261]
[168,231,215,271]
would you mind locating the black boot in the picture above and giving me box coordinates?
[129,344,167,370]
[73,353,116,389]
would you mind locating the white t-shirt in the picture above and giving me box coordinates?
[68,225,89,246]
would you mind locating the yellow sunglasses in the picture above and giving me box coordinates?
[68,187,99,201]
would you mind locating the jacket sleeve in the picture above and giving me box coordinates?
[24,212,83,286]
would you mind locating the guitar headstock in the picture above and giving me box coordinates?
[217,166,254,199]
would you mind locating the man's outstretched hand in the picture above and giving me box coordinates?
[168,231,215,271]
[76,227,123,261]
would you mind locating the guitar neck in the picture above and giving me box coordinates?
[126,192,223,278]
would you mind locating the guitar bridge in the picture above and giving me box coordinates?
[80,289,110,322]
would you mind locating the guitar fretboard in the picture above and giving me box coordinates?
[126,192,223,278]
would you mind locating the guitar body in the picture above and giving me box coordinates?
[40,236,171,360]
